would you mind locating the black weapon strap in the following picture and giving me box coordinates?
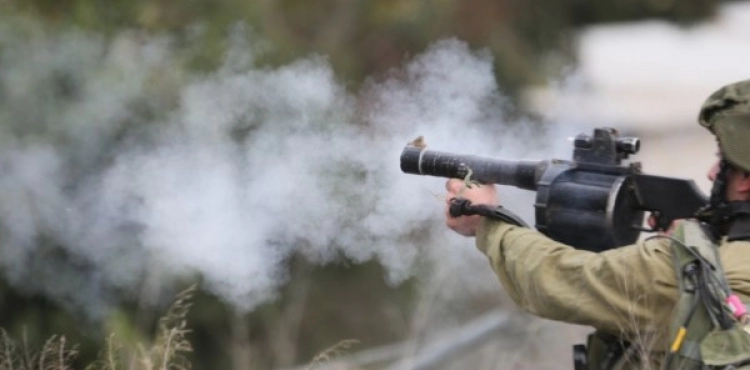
[696,159,732,240]
[725,204,750,241]
[448,197,529,227]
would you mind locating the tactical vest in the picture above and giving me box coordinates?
[663,220,750,369]
[575,221,750,370]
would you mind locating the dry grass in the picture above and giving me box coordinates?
[0,330,79,370]
[0,286,196,370]
[304,340,360,370]
[133,286,195,370]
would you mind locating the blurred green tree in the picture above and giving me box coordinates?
[4,0,724,94]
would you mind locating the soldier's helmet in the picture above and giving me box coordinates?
[699,79,750,172]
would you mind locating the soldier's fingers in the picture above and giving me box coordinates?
[445,179,464,194]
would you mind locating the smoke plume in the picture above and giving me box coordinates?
[0,20,580,317]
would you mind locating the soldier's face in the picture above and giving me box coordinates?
[707,159,750,202]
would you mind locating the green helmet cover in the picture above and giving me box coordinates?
[698,79,750,172]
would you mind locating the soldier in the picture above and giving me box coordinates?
[444,79,750,370]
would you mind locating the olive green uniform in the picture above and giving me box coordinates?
[476,218,750,369]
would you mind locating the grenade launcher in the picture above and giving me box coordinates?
[400,127,708,252]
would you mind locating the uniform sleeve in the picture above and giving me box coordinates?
[476,218,679,336]
[718,240,750,300]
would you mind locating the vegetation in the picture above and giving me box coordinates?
[0,287,193,370]
[1,0,724,93]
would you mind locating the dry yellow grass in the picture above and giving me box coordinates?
[0,286,195,370]
[304,340,360,370]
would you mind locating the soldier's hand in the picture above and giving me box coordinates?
[444,179,498,237]
[647,214,678,235]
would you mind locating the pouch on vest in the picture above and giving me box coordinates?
[664,220,750,370]
[701,326,750,368]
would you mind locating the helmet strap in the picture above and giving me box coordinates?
[710,159,730,211]
[697,159,731,239]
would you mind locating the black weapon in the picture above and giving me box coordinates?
[400,127,708,252]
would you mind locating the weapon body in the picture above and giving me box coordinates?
[400,127,707,252]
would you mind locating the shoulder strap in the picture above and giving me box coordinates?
[680,221,724,270]
[665,220,733,369]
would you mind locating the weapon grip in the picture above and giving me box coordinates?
[632,174,708,231]
[448,198,528,227]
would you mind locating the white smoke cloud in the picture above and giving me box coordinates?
[0,21,579,317]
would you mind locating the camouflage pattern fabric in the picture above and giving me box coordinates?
[475,218,750,370]
[699,79,750,172]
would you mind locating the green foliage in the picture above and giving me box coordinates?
[3,0,724,95]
